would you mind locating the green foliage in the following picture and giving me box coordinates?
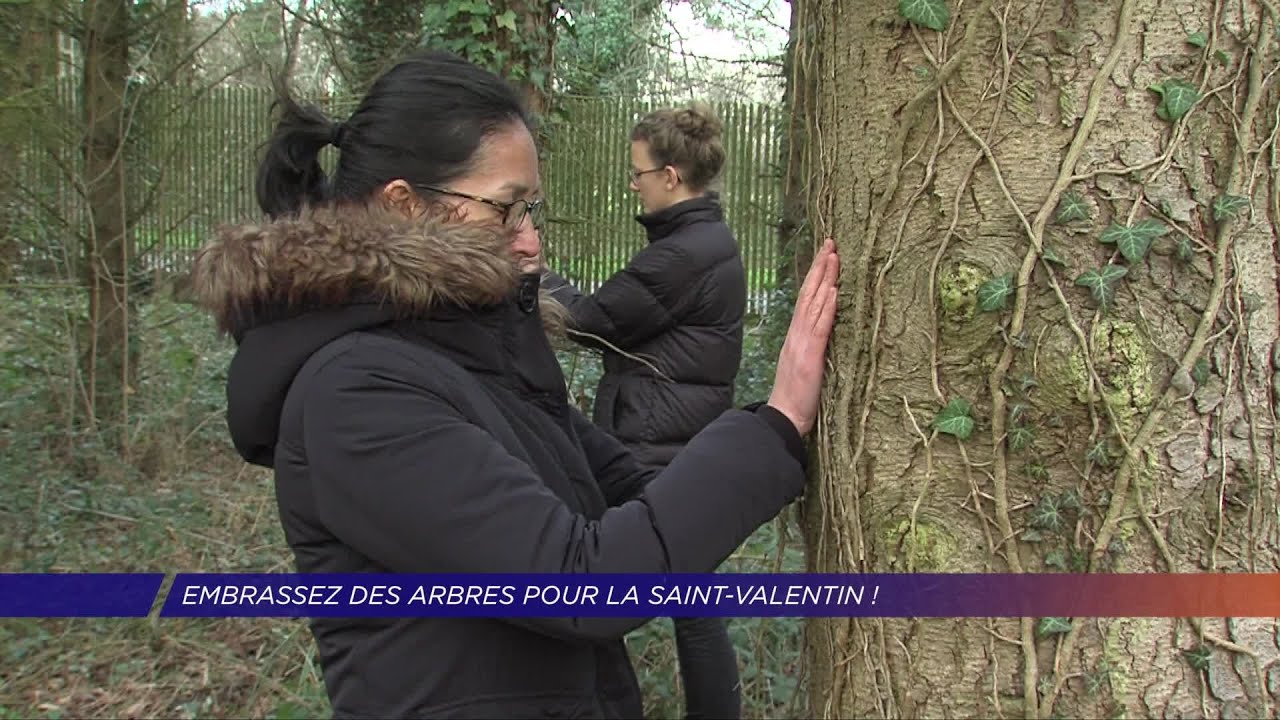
[1060,489,1083,512]
[1074,264,1128,310]
[1183,644,1212,672]
[338,0,426,90]
[1186,31,1208,48]
[1025,461,1050,482]
[1192,357,1211,385]
[899,0,949,31]
[1030,494,1065,532]
[1055,191,1091,223]
[1037,617,1073,635]
[934,398,975,440]
[1008,424,1035,452]
[1087,440,1113,468]
[1149,78,1200,122]
[1099,218,1168,263]
[977,273,1015,312]
[556,0,664,96]
[1040,243,1067,267]
[421,0,561,96]
[1176,236,1195,262]
[1084,665,1111,696]
[1212,194,1249,221]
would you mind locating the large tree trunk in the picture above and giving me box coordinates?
[799,1,1279,718]
[82,0,135,443]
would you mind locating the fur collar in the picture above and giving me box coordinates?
[191,205,566,340]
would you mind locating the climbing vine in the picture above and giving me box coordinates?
[423,0,565,113]
[803,0,1279,717]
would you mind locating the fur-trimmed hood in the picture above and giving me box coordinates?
[192,205,567,467]
[193,205,535,341]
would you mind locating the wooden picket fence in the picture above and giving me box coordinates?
[11,85,784,310]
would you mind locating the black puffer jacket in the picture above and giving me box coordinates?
[544,194,746,468]
[192,206,806,719]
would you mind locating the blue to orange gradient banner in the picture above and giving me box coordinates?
[2,573,1277,618]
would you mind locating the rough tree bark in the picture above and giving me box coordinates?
[796,1,1279,718]
[82,0,135,441]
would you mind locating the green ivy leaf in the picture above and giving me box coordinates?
[1009,424,1036,452]
[495,9,518,30]
[1025,461,1050,481]
[1044,550,1068,570]
[1014,372,1039,394]
[1213,194,1249,221]
[1149,78,1200,122]
[1192,357,1211,385]
[934,398,975,441]
[1187,31,1208,48]
[469,16,488,34]
[1074,264,1128,309]
[977,273,1016,312]
[1041,243,1067,267]
[1087,441,1112,467]
[1021,529,1045,542]
[1008,402,1031,424]
[1059,489,1084,511]
[1055,191,1090,223]
[1037,617,1073,635]
[1183,645,1212,672]
[1031,494,1064,531]
[1069,548,1089,572]
[1099,219,1168,263]
[899,0,949,31]
[1176,236,1195,262]
[1214,49,1231,65]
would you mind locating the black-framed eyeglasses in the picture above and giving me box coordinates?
[627,167,666,183]
[417,184,546,231]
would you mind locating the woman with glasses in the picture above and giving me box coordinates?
[542,103,750,719]
[192,50,839,720]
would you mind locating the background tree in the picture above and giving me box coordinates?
[420,0,561,115]
[337,0,424,91]
[797,0,1278,718]
[80,0,134,441]
[554,0,663,98]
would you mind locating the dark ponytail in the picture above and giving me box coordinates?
[255,87,343,219]
[253,50,530,221]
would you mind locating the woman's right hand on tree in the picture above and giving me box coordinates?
[767,238,840,437]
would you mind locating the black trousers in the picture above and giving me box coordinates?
[641,455,742,719]
[672,615,742,719]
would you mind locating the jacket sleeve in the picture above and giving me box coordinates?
[541,240,689,350]
[300,345,807,643]
[569,407,656,505]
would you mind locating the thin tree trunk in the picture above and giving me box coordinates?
[801,1,1279,717]
[82,0,134,445]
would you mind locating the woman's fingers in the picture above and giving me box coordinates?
[817,286,838,342]
[797,238,835,308]
[803,246,839,331]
